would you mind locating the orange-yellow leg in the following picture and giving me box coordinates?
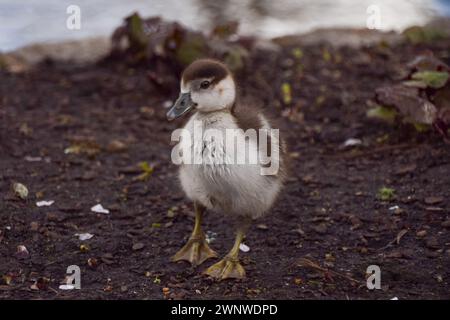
[172,203,217,266]
[204,220,250,280]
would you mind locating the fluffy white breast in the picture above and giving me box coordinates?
[177,111,281,218]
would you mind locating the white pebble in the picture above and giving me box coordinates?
[36,200,54,207]
[91,204,109,214]
[239,243,250,252]
[343,138,362,147]
[75,233,94,241]
[59,284,75,290]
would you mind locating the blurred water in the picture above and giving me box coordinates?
[0,0,447,51]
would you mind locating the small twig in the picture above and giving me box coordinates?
[378,229,408,251]
[296,258,361,284]
[48,286,59,295]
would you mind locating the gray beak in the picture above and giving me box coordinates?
[167,92,196,121]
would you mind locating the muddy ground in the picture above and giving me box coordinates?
[1,34,450,300]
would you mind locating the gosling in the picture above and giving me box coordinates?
[167,59,286,280]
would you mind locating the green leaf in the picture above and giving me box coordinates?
[322,48,331,62]
[175,34,207,66]
[378,187,395,201]
[375,85,437,125]
[127,13,149,50]
[281,82,292,105]
[403,26,449,44]
[139,161,153,173]
[412,122,431,132]
[366,105,397,123]
[224,46,248,72]
[411,71,449,89]
[292,48,303,59]
[133,161,154,181]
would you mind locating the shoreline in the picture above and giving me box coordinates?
[2,16,450,71]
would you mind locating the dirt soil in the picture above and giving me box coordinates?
[1,37,450,300]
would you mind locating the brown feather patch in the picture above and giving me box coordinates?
[232,104,288,180]
[182,59,229,85]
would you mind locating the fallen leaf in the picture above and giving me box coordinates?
[32,277,50,291]
[411,71,449,89]
[292,48,303,59]
[322,48,331,62]
[16,245,29,258]
[394,164,417,176]
[132,242,145,251]
[407,53,450,72]
[366,104,397,123]
[101,253,115,265]
[167,207,177,218]
[103,285,113,292]
[162,287,170,297]
[30,221,39,231]
[107,140,128,153]
[375,85,437,125]
[13,182,28,200]
[424,196,444,205]
[425,237,440,249]
[416,230,427,238]
[396,229,408,245]
[403,25,449,44]
[64,143,100,156]
[2,275,12,285]
[87,257,98,268]
[281,82,292,105]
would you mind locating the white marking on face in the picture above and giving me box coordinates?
[182,75,236,112]
[180,80,189,94]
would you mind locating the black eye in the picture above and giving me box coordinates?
[200,80,210,89]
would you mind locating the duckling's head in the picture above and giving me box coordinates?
[167,59,236,121]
